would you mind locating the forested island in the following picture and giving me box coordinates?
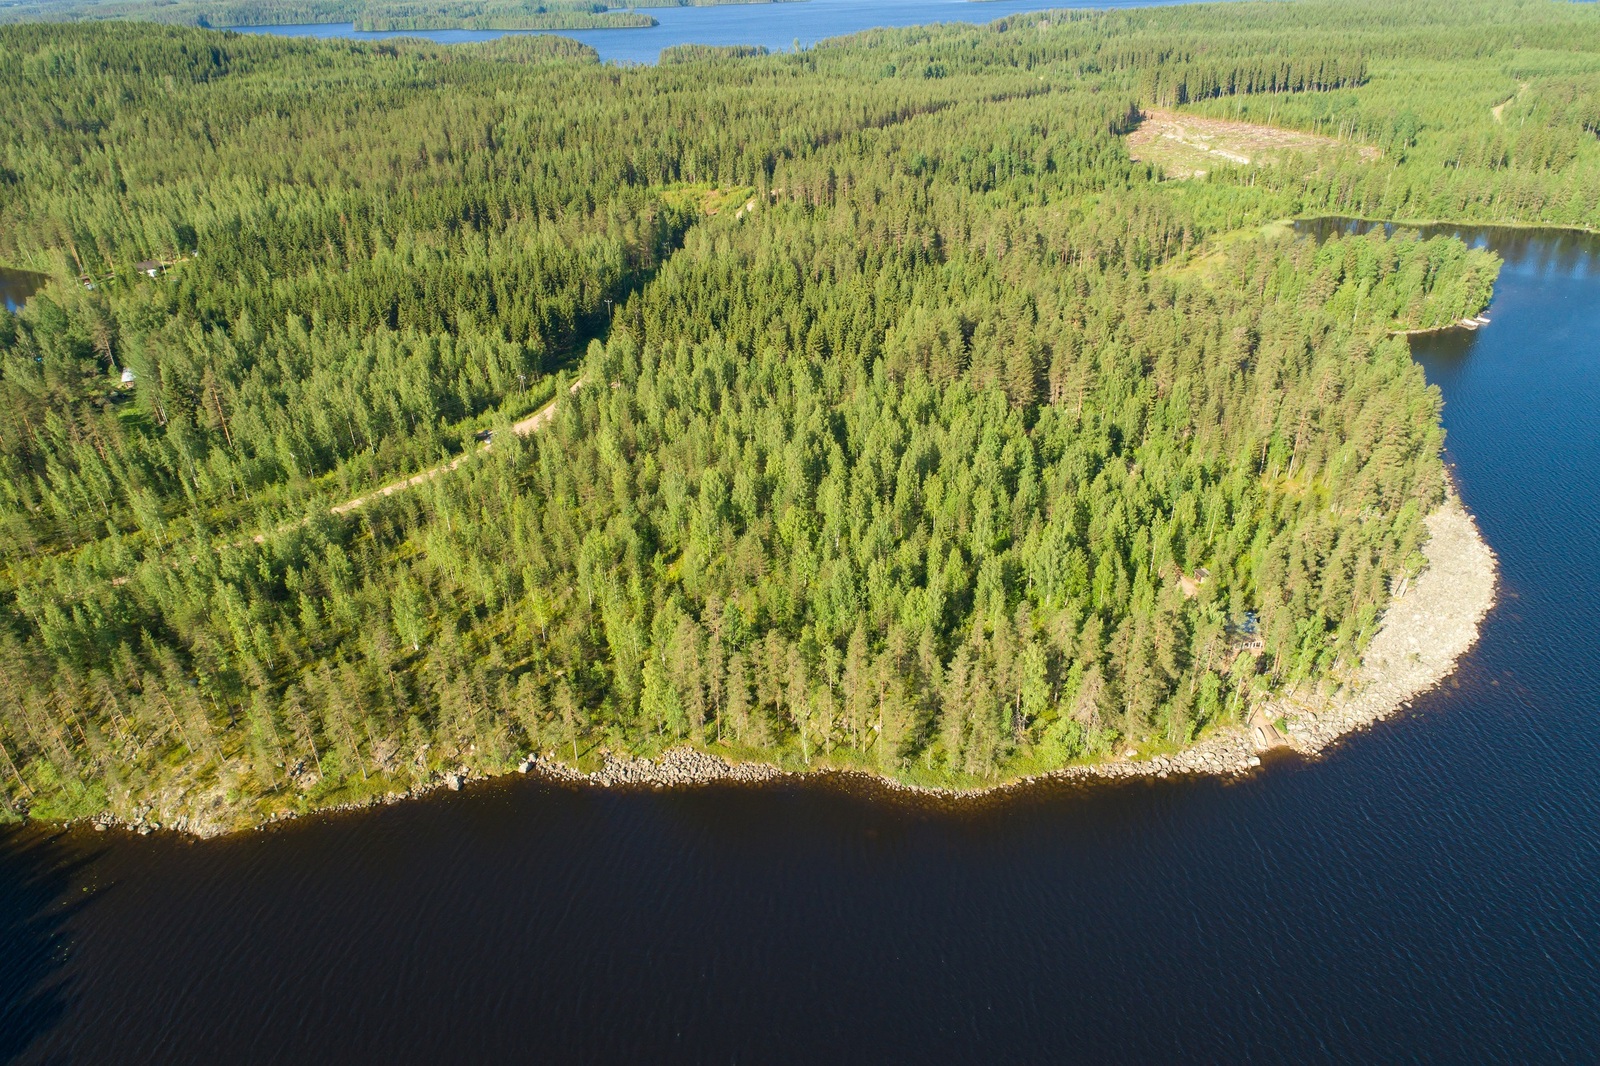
[0,0,794,32]
[0,0,1594,834]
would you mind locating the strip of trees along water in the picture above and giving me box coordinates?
[0,0,1593,824]
[0,0,747,31]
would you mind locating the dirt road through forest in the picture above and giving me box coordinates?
[328,379,581,516]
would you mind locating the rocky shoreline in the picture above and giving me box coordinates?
[1272,495,1497,756]
[79,493,1495,837]
[496,493,1497,799]
[1392,313,1492,337]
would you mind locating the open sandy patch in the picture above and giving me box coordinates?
[1128,108,1380,178]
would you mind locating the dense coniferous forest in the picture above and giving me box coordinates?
[0,0,1593,827]
[0,0,779,31]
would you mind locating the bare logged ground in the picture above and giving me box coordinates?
[1128,108,1380,178]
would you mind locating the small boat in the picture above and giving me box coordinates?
[1474,314,1491,325]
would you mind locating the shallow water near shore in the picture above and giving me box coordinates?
[4,228,1600,1063]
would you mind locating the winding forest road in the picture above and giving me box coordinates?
[1491,82,1529,123]
[327,378,580,517]
[104,379,582,577]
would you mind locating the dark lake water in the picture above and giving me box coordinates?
[234,0,1205,64]
[4,227,1600,1064]
[0,269,44,312]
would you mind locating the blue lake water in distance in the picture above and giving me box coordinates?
[3,227,1600,1063]
[234,0,1206,64]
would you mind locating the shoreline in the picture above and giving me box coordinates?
[1391,315,1490,338]
[1295,213,1600,238]
[1272,494,1497,756]
[505,491,1497,800]
[76,489,1495,837]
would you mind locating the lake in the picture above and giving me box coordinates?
[0,269,44,313]
[234,0,1205,64]
[3,224,1598,1062]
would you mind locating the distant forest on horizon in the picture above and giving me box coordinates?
[0,0,794,33]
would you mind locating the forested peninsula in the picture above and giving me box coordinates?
[0,0,1594,834]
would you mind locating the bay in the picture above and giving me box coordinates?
[233,0,1205,64]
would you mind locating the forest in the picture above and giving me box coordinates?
[0,0,1594,827]
[0,0,781,31]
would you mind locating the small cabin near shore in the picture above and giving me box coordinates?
[121,367,136,385]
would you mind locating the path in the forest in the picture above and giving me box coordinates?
[1491,82,1529,123]
[327,379,581,517]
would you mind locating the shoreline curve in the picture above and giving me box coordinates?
[78,492,1497,837]
[512,490,1498,799]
